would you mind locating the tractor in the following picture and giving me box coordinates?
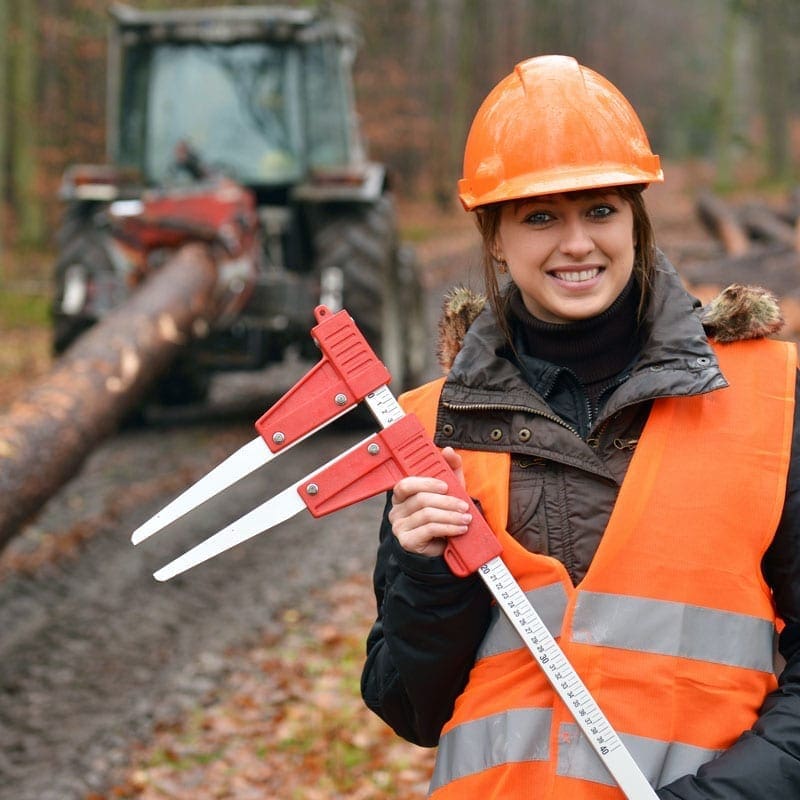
[52,3,427,405]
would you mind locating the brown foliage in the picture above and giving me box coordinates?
[13,0,800,247]
[109,574,435,800]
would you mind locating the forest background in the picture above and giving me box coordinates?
[2,0,800,258]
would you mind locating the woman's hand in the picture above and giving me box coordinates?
[388,447,473,557]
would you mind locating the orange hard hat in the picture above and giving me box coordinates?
[458,55,663,211]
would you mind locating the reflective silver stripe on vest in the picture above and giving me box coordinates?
[477,582,568,661]
[556,722,722,788]
[429,708,552,793]
[571,591,775,672]
[430,711,721,794]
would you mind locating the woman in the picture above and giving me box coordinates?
[361,55,800,798]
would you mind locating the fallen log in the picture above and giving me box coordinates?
[0,243,218,549]
[696,191,751,256]
[739,202,799,250]
[680,243,800,299]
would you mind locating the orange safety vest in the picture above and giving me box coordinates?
[399,338,797,799]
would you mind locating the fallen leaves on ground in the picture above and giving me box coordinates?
[110,573,435,800]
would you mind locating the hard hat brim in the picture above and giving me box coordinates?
[458,161,664,211]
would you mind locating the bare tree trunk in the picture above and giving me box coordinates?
[429,0,461,210]
[714,2,741,190]
[756,0,794,182]
[10,0,44,245]
[0,243,218,549]
[0,0,7,261]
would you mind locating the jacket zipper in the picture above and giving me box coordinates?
[585,418,608,450]
[441,400,581,438]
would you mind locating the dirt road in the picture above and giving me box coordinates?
[0,226,482,800]
[1,420,389,799]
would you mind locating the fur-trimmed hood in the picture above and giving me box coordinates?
[436,282,784,373]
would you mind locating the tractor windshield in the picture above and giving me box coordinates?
[117,39,353,186]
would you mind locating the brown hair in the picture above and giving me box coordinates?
[473,185,656,344]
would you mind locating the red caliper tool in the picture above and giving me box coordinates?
[132,305,658,800]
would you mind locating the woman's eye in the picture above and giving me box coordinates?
[525,211,552,225]
[589,204,615,219]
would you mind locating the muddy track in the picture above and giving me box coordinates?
[0,239,479,800]
[0,401,382,800]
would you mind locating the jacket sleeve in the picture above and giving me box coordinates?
[360,493,492,746]
[657,370,800,799]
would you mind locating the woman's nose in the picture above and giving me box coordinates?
[559,220,594,258]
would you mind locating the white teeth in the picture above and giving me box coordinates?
[555,268,600,283]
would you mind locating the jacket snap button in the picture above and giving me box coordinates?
[489,428,503,441]
[441,423,455,437]
[696,356,710,367]
[650,364,664,372]
[518,428,532,442]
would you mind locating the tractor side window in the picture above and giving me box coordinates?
[304,41,354,169]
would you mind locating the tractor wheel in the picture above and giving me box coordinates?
[394,243,429,385]
[51,228,117,354]
[312,195,428,392]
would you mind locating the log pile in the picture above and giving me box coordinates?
[681,190,800,336]
[0,243,219,549]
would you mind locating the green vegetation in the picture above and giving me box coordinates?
[0,288,49,328]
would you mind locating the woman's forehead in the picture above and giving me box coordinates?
[512,188,622,208]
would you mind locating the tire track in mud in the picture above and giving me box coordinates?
[0,406,384,800]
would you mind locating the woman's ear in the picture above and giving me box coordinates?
[489,238,504,264]
[490,237,508,273]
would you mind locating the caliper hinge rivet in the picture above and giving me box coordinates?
[272,432,286,445]
[306,483,319,495]
[334,393,347,406]
[367,443,380,455]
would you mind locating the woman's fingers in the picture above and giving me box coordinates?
[391,475,451,505]
[390,482,470,523]
[391,499,472,536]
[389,465,473,557]
[440,447,465,488]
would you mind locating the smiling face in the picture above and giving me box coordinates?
[494,190,636,324]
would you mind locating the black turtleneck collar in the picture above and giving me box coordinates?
[509,273,641,385]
